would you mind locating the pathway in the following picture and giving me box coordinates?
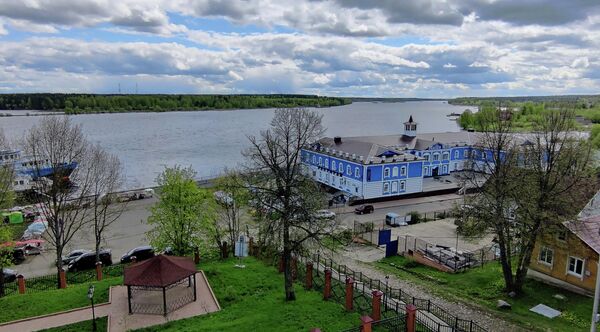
[0,272,220,332]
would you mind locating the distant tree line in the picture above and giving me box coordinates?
[0,94,351,113]
[450,94,600,110]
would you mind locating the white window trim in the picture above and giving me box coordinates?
[354,167,360,178]
[346,165,351,175]
[454,150,459,159]
[538,246,554,266]
[424,166,429,176]
[400,166,406,176]
[339,163,343,173]
[443,153,449,160]
[433,153,439,161]
[400,180,406,191]
[332,160,336,170]
[392,166,398,177]
[567,256,585,279]
[383,182,390,194]
[384,167,390,178]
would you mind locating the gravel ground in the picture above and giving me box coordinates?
[332,245,524,332]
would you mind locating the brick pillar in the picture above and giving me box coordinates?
[345,277,354,311]
[305,262,313,290]
[360,316,373,332]
[278,256,284,273]
[292,257,298,281]
[372,290,383,321]
[194,248,200,264]
[323,269,332,300]
[17,275,25,294]
[95,262,103,281]
[59,269,67,289]
[406,304,417,332]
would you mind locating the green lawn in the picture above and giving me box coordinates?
[38,317,108,332]
[0,277,122,323]
[136,257,362,332]
[376,256,593,331]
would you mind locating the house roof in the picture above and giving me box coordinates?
[564,215,600,255]
[314,137,421,164]
[124,255,197,287]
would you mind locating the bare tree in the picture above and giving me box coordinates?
[462,109,595,294]
[88,144,125,264]
[211,170,248,257]
[24,116,95,285]
[243,108,336,301]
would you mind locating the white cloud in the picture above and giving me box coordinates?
[443,63,457,68]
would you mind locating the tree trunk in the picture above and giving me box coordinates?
[56,248,63,289]
[95,235,101,264]
[283,220,295,301]
[0,267,5,297]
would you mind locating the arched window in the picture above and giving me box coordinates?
[346,165,351,175]
[324,158,329,168]
[443,153,449,160]
[400,181,406,191]
[383,182,390,193]
[332,160,336,170]
[400,166,406,176]
[433,153,439,161]
[424,154,430,162]
[339,163,343,173]
[454,150,459,159]
[318,157,322,166]
[355,167,360,177]
[391,181,398,193]
[384,167,390,178]
[312,155,316,164]
[392,167,398,177]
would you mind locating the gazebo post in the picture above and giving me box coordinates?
[127,285,132,314]
[163,286,167,316]
[188,275,191,287]
[193,273,197,302]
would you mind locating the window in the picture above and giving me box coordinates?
[442,165,447,173]
[454,150,459,159]
[443,153,449,160]
[312,155,316,164]
[324,158,329,168]
[392,167,398,177]
[424,166,429,176]
[423,154,430,162]
[391,181,398,193]
[383,182,390,193]
[538,247,553,265]
[384,167,390,178]
[332,160,336,170]
[367,169,372,181]
[318,157,322,166]
[464,150,469,158]
[339,163,343,173]
[400,181,405,191]
[400,166,406,176]
[482,152,488,160]
[557,230,567,241]
[568,256,584,277]
[354,167,360,177]
[433,153,439,161]
[346,165,351,175]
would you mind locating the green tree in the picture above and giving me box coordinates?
[0,226,14,296]
[146,166,214,256]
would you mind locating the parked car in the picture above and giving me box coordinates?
[3,268,17,283]
[68,249,112,272]
[313,210,336,220]
[385,212,408,227]
[354,205,374,215]
[61,249,92,265]
[120,245,155,264]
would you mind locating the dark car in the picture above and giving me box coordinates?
[354,205,374,215]
[12,248,25,265]
[68,249,112,272]
[120,245,155,264]
[3,268,17,283]
[61,249,92,265]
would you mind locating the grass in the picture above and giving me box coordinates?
[38,317,108,332]
[0,277,122,323]
[375,255,593,331]
[136,257,362,331]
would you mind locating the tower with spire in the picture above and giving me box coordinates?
[403,115,417,137]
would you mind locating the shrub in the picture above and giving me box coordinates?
[408,211,421,224]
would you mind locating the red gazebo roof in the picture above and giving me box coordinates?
[124,255,197,287]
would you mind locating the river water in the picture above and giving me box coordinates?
[0,101,469,189]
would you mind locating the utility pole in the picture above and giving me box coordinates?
[591,259,600,332]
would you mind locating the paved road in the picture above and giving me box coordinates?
[13,193,463,278]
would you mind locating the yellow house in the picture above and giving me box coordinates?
[529,191,600,296]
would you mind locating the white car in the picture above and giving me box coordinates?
[314,210,336,220]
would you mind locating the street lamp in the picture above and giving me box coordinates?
[87,284,96,331]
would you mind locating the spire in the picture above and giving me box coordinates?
[409,115,414,123]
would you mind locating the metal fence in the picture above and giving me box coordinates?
[1,281,18,297]
[291,253,486,332]
[398,235,500,272]
[24,274,59,294]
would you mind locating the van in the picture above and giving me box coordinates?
[385,212,408,227]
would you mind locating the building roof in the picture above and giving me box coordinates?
[564,215,600,255]
[312,136,421,164]
[124,255,197,287]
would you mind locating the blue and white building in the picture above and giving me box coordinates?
[301,116,491,199]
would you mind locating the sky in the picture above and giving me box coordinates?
[0,0,599,98]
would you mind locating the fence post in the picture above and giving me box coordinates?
[360,316,373,332]
[59,268,67,289]
[406,304,417,332]
[17,274,25,294]
[427,299,431,312]
[278,255,284,273]
[372,290,383,321]
[345,277,354,311]
[292,256,298,281]
[323,269,332,300]
[306,262,313,290]
[95,261,103,281]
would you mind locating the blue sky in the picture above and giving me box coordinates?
[0,0,599,97]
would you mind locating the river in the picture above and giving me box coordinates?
[0,101,470,189]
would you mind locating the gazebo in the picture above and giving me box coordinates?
[124,255,198,316]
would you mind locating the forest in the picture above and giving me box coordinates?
[0,94,351,113]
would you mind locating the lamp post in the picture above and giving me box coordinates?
[87,284,96,331]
